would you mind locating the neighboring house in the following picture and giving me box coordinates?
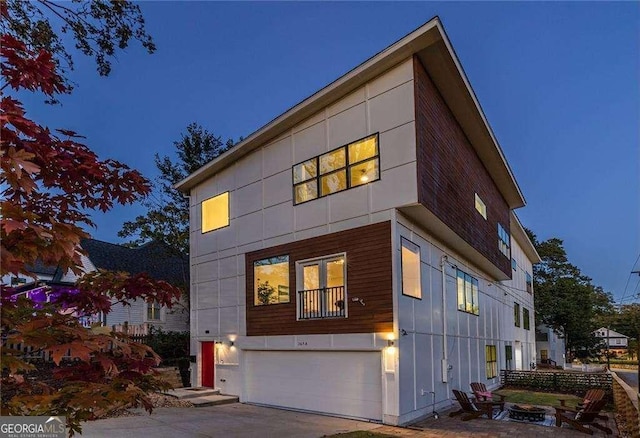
[2,239,189,333]
[593,327,629,357]
[80,239,189,332]
[177,17,539,425]
[536,325,566,368]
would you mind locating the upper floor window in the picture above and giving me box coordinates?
[514,302,521,327]
[523,307,530,330]
[146,301,162,321]
[456,269,479,316]
[292,134,379,205]
[474,193,487,220]
[511,258,517,271]
[526,272,532,293]
[497,223,510,258]
[202,192,229,233]
[254,256,290,305]
[296,254,346,319]
[401,238,421,299]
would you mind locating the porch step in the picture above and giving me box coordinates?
[165,387,221,400]
[190,395,239,407]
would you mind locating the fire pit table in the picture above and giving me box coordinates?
[508,404,546,422]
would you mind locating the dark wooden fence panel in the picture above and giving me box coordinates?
[500,369,613,401]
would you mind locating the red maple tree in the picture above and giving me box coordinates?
[1,18,182,438]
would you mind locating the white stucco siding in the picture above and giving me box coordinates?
[189,58,417,343]
[394,212,520,424]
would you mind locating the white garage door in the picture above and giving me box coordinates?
[245,351,382,421]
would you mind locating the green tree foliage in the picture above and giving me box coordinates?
[118,123,236,256]
[610,304,640,342]
[2,0,155,87]
[526,229,614,358]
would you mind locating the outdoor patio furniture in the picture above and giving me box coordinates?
[449,389,494,421]
[554,398,612,435]
[470,382,506,412]
[559,388,607,420]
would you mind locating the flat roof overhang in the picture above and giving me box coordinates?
[176,17,526,211]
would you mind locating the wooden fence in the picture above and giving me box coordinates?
[500,369,613,401]
[611,371,640,437]
[3,322,151,362]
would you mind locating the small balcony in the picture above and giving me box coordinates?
[298,286,346,320]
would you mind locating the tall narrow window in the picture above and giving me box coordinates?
[526,272,533,293]
[254,256,290,305]
[297,254,346,319]
[497,223,510,258]
[146,301,161,321]
[514,302,521,327]
[523,307,530,330]
[475,193,487,219]
[401,238,421,299]
[505,345,513,370]
[456,268,479,316]
[486,345,497,378]
[202,192,229,233]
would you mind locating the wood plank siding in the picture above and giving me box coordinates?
[246,221,393,336]
[413,56,511,278]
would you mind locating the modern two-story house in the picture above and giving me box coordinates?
[177,17,539,425]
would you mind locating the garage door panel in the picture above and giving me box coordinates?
[245,351,382,420]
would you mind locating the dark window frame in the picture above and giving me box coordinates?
[456,268,479,316]
[253,255,291,306]
[400,237,422,300]
[292,133,380,205]
[486,345,497,379]
[514,302,521,327]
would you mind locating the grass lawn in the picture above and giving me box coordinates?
[496,389,581,407]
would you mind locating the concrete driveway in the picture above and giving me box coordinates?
[80,404,380,438]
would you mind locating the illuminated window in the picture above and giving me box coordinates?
[292,134,379,204]
[486,345,497,378]
[254,256,290,305]
[497,223,510,258]
[146,301,162,321]
[297,253,346,319]
[514,302,521,327]
[475,193,487,219]
[456,268,479,316]
[401,238,421,299]
[202,192,229,233]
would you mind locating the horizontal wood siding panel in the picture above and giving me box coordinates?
[246,221,393,336]
[413,56,511,277]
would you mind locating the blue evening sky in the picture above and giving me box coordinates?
[22,2,639,303]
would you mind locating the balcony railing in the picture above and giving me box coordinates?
[298,286,345,320]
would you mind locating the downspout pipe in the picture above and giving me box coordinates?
[440,255,450,390]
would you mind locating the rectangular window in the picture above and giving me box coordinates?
[523,307,530,330]
[486,345,497,379]
[202,192,229,233]
[292,134,379,205]
[540,349,548,361]
[254,256,290,305]
[514,302,521,327]
[297,254,346,319]
[511,258,517,271]
[526,272,532,293]
[456,268,479,316]
[497,223,510,258]
[401,238,421,299]
[147,301,161,321]
[505,345,513,370]
[475,193,487,219]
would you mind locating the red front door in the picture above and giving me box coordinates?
[201,342,215,388]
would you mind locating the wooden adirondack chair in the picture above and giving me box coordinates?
[559,388,606,420]
[449,389,494,421]
[554,398,612,435]
[470,382,505,412]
